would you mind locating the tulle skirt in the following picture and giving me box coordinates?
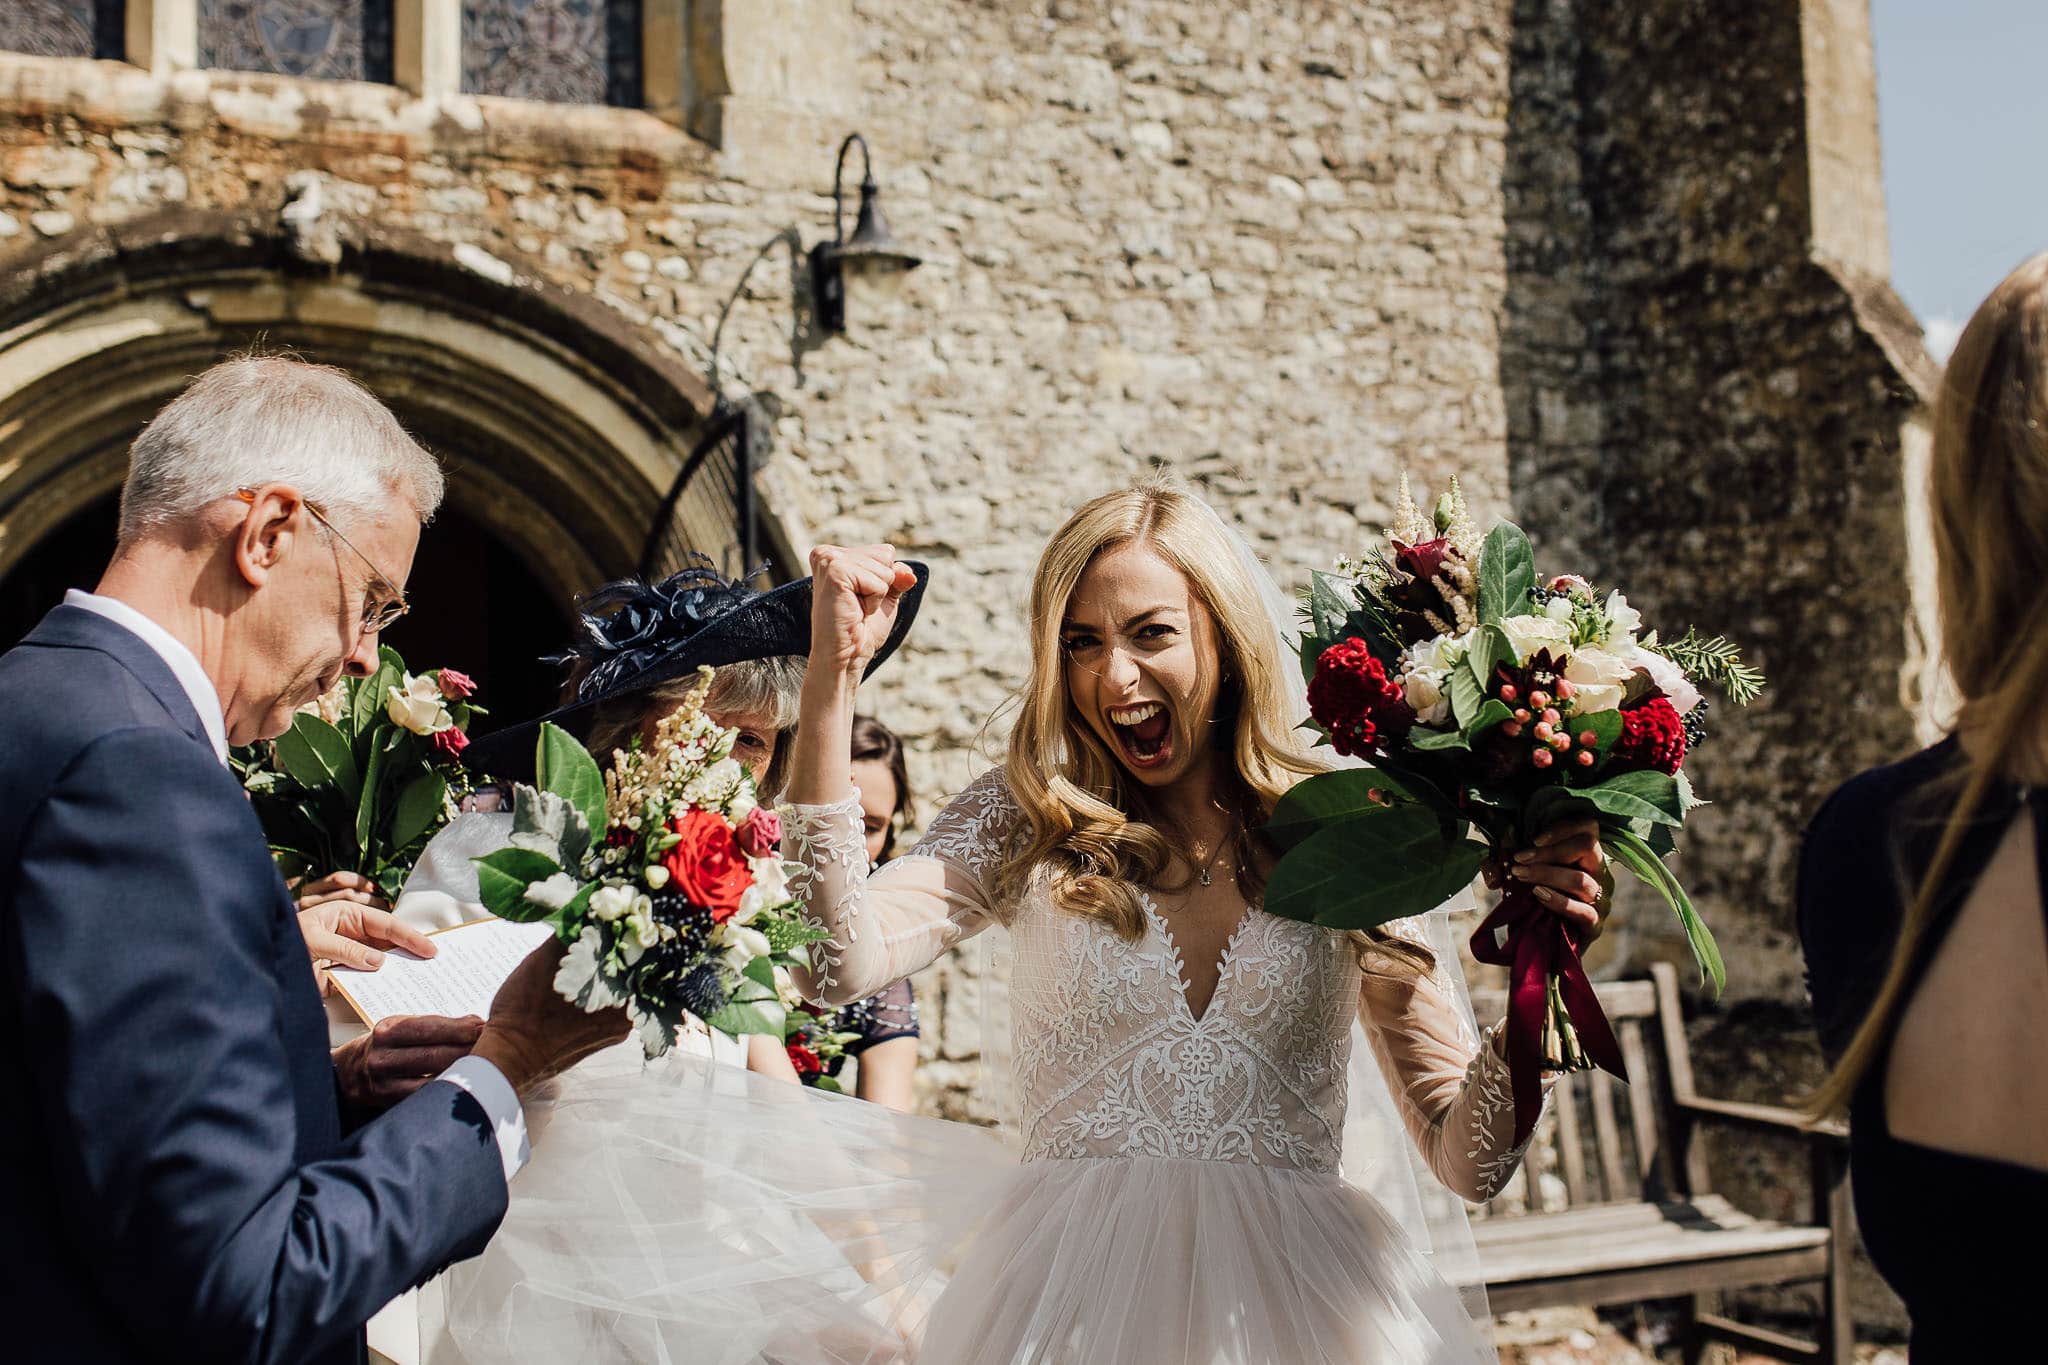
[431,1055,1492,1365]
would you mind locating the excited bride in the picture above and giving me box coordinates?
[775,474,1607,1362]
[440,474,1607,1364]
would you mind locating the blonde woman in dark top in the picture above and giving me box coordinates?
[1800,252,2048,1359]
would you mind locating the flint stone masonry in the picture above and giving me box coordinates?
[0,0,1933,1337]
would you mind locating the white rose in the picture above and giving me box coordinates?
[1562,647,1632,714]
[1500,612,1572,663]
[717,922,773,971]
[1400,668,1451,726]
[523,871,579,911]
[1403,629,1471,677]
[589,883,638,922]
[1603,592,1642,649]
[1625,645,1704,717]
[553,926,623,1010]
[728,789,757,824]
[385,673,452,735]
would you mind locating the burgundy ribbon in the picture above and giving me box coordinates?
[1468,883,1627,1145]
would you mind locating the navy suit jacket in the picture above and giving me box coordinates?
[0,606,509,1364]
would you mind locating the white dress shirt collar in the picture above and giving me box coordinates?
[64,590,230,765]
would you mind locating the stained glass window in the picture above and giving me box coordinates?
[462,0,642,108]
[198,0,394,83]
[0,0,124,60]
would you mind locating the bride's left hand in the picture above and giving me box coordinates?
[1486,817,1612,941]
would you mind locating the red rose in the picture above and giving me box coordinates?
[1308,637,1414,759]
[661,810,755,923]
[786,1043,823,1077]
[735,805,783,859]
[431,726,470,762]
[436,669,477,700]
[1611,697,1686,775]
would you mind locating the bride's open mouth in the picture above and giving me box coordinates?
[1107,701,1175,770]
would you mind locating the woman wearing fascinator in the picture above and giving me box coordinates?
[390,556,929,1081]
[442,476,1609,1365]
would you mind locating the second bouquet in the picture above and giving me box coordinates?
[1265,479,1763,1142]
[471,667,824,1057]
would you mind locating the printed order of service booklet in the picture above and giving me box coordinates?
[329,918,555,1027]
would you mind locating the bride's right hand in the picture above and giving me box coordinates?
[809,544,916,677]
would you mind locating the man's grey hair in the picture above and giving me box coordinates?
[117,355,446,542]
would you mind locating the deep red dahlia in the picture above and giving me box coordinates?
[1308,637,1413,759]
[1612,697,1687,775]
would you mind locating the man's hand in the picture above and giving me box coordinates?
[332,1014,486,1111]
[295,871,434,994]
[470,939,629,1094]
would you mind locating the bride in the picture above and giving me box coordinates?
[775,475,1605,1362]
[441,475,1606,1364]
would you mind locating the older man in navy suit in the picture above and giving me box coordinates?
[0,356,627,1364]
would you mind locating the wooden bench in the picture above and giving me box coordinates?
[1466,963,1852,1364]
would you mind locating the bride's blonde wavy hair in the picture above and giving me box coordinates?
[994,473,1430,976]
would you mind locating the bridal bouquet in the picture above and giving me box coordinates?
[785,1006,861,1091]
[235,646,481,896]
[472,668,826,1057]
[1265,479,1763,1140]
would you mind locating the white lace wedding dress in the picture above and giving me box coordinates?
[777,768,1533,1364]
[430,771,1537,1364]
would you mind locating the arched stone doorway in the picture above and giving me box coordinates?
[0,210,733,732]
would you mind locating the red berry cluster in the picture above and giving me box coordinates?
[1308,638,1414,759]
[1494,676,1599,771]
[1612,697,1687,774]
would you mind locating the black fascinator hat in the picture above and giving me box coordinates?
[463,557,927,783]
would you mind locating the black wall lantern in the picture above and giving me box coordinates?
[808,133,923,334]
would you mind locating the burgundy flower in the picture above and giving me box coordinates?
[1391,536,1453,583]
[1611,697,1686,774]
[436,669,478,701]
[1308,638,1414,759]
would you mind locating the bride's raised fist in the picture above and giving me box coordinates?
[808,543,916,675]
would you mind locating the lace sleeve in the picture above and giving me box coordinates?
[782,769,1016,1006]
[1358,918,1545,1203]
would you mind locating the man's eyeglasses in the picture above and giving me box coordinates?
[234,488,410,634]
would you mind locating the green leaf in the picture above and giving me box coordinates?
[509,784,593,870]
[1463,624,1513,693]
[1464,698,1514,740]
[1577,769,1687,826]
[1410,726,1471,753]
[274,713,359,802]
[350,654,404,756]
[1265,768,1418,849]
[389,771,449,853]
[1522,784,1600,838]
[1573,708,1624,760]
[1605,827,1725,997]
[1477,522,1537,624]
[1306,571,1355,646]
[1449,663,1484,730]
[706,998,787,1038]
[1264,805,1485,928]
[473,847,568,921]
[741,955,779,991]
[536,722,607,842]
